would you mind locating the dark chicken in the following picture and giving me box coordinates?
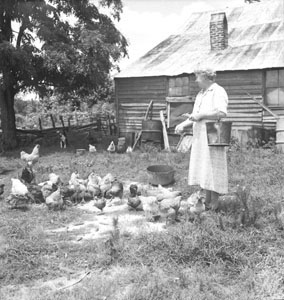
[21,166,35,184]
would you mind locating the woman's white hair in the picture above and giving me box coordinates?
[194,68,216,81]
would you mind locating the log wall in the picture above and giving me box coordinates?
[115,76,168,135]
[115,69,284,141]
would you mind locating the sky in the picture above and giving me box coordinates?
[115,0,246,71]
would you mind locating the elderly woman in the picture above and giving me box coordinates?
[175,68,229,209]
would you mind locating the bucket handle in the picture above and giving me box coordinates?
[216,111,222,123]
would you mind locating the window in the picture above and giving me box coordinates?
[266,69,284,107]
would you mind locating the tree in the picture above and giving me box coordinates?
[0,0,127,150]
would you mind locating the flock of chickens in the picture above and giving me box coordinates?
[0,144,206,222]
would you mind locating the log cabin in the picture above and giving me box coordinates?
[114,0,284,146]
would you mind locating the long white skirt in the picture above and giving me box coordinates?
[188,120,228,194]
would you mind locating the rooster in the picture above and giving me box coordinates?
[20,144,40,165]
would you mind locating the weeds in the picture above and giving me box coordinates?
[1,148,284,299]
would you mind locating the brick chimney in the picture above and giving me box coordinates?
[210,12,228,51]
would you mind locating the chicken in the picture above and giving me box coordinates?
[70,189,93,204]
[126,146,133,153]
[89,144,97,153]
[139,196,160,221]
[129,184,141,197]
[38,173,61,187]
[93,198,106,211]
[11,178,29,196]
[127,184,142,210]
[146,185,181,200]
[20,144,40,165]
[101,173,115,184]
[107,141,116,153]
[189,198,205,216]
[27,184,45,203]
[87,172,101,196]
[0,184,4,198]
[187,191,203,207]
[105,180,124,199]
[69,172,87,191]
[127,196,143,211]
[99,173,114,197]
[6,194,30,209]
[61,185,76,200]
[49,173,61,185]
[41,183,57,200]
[159,196,182,222]
[45,187,64,210]
[21,166,35,184]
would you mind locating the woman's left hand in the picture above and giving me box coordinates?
[189,113,203,121]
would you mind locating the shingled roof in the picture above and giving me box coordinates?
[116,0,284,78]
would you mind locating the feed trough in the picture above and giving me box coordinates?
[147,165,175,186]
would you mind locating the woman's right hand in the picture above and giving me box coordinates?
[175,122,185,134]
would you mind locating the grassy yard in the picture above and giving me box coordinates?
[1,145,284,300]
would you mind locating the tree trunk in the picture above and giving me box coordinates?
[0,86,18,150]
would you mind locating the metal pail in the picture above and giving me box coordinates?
[206,121,232,146]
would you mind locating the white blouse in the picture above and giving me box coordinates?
[192,83,229,116]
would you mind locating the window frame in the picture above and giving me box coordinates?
[265,69,284,108]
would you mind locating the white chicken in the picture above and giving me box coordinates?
[41,183,57,200]
[45,187,64,210]
[69,172,87,191]
[11,178,29,196]
[147,185,181,201]
[159,196,182,223]
[87,172,101,196]
[20,144,40,165]
[126,146,133,153]
[89,144,97,153]
[139,196,160,221]
[87,172,101,186]
[99,173,115,197]
[107,141,116,153]
[189,198,205,217]
[38,173,61,187]
[101,173,115,184]
[187,191,205,216]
